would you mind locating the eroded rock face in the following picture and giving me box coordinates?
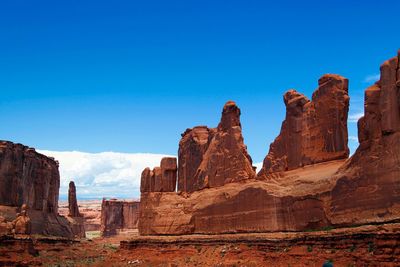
[0,141,84,238]
[141,157,177,193]
[178,126,216,192]
[329,51,400,225]
[178,101,255,192]
[258,75,350,175]
[12,204,31,235]
[68,181,81,217]
[0,141,60,214]
[101,199,140,237]
[138,51,400,236]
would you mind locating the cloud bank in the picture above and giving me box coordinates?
[38,150,173,200]
[348,112,364,123]
[364,73,380,83]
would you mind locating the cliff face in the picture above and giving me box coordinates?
[0,141,85,238]
[101,199,139,237]
[177,101,255,192]
[139,51,400,236]
[177,126,216,192]
[258,74,350,176]
[328,51,400,225]
[0,141,60,214]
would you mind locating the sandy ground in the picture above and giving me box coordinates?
[1,223,400,266]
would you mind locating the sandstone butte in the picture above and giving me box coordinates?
[100,198,140,237]
[0,142,85,238]
[139,51,400,235]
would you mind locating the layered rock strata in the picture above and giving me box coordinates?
[139,51,400,235]
[101,199,140,237]
[258,74,350,175]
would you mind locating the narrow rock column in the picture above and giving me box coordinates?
[68,181,81,217]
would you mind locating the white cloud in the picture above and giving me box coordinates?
[348,136,358,142]
[37,150,174,200]
[253,162,263,173]
[364,73,380,83]
[348,112,364,123]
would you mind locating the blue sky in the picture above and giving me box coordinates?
[0,1,399,198]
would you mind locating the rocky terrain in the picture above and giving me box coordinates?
[1,223,399,266]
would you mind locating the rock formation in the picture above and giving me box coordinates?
[178,101,255,192]
[68,181,81,217]
[141,157,177,192]
[139,51,400,235]
[0,141,60,214]
[0,141,84,238]
[101,199,140,237]
[328,50,400,225]
[258,74,350,175]
[12,204,31,235]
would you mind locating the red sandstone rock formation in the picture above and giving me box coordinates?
[101,199,140,237]
[258,74,350,176]
[0,141,84,238]
[178,101,255,192]
[177,126,216,192]
[328,50,400,225]
[12,204,31,235]
[139,51,400,236]
[0,141,60,214]
[141,157,177,193]
[68,181,81,217]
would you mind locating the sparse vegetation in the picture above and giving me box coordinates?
[103,243,118,251]
[86,231,101,240]
[307,245,313,252]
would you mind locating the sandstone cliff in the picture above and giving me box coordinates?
[328,50,400,226]
[258,74,350,176]
[139,51,400,236]
[0,141,84,238]
[101,199,140,237]
[0,141,60,214]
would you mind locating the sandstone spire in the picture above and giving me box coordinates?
[68,181,81,217]
[258,74,350,176]
[178,101,255,192]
